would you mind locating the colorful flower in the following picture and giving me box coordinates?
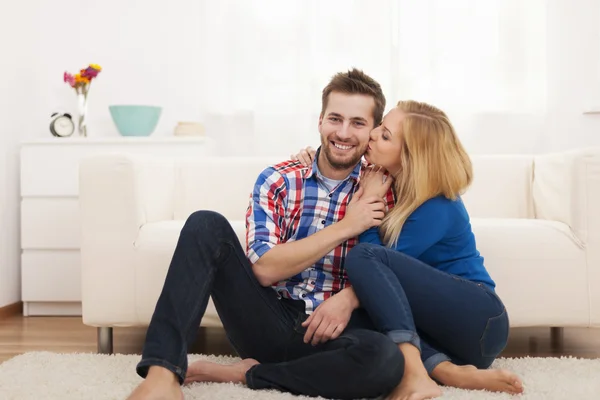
[83,66,99,79]
[64,64,101,90]
[63,72,75,87]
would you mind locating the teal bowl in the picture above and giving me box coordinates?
[109,105,162,136]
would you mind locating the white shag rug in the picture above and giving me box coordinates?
[0,352,599,400]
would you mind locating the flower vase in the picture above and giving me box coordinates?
[77,89,89,137]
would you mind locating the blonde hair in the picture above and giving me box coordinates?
[380,100,473,247]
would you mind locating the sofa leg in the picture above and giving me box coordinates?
[550,327,564,350]
[98,327,114,354]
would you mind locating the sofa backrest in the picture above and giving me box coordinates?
[463,155,534,218]
[173,157,284,221]
[171,154,536,222]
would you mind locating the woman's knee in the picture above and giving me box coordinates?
[346,243,384,273]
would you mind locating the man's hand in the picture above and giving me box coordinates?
[340,187,386,238]
[301,288,358,346]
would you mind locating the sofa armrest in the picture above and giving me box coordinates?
[79,153,175,326]
[533,148,600,245]
[533,147,600,325]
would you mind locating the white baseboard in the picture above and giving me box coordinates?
[23,302,82,316]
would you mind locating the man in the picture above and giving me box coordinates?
[127,69,404,400]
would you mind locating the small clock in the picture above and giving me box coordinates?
[50,112,75,137]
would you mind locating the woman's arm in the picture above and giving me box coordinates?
[359,197,451,258]
[359,227,384,245]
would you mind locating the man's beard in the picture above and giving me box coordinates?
[321,139,364,170]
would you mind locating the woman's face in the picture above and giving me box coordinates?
[365,107,404,174]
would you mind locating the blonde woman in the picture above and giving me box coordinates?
[294,100,523,400]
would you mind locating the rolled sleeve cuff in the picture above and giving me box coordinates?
[248,241,276,264]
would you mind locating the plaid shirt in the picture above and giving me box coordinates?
[245,153,395,313]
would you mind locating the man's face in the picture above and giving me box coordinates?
[318,92,375,170]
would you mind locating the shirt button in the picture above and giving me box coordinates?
[321,220,325,224]
[328,193,332,197]
[301,293,306,298]
[311,281,315,285]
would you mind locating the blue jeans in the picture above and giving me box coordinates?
[136,211,404,399]
[345,243,509,374]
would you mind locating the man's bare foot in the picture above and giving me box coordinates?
[184,358,260,385]
[432,362,524,394]
[387,372,443,400]
[127,366,183,400]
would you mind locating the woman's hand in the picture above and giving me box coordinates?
[291,146,316,167]
[360,166,393,198]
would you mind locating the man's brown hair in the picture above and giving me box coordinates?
[321,68,386,126]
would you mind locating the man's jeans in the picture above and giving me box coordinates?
[345,243,510,375]
[136,211,404,400]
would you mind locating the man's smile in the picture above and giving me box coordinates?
[330,141,355,151]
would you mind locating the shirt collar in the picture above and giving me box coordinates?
[304,146,362,183]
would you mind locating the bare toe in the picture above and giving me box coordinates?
[435,364,524,394]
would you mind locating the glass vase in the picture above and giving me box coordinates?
[77,90,89,137]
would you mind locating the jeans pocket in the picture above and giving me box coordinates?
[480,308,509,358]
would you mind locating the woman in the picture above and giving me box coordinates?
[294,100,523,400]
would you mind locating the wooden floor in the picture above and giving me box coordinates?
[2,315,600,363]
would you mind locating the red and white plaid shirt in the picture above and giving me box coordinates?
[245,153,395,313]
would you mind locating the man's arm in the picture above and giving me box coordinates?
[246,167,386,287]
[253,223,355,286]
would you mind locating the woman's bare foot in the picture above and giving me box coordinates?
[432,362,524,394]
[184,358,260,385]
[127,366,183,400]
[387,344,443,400]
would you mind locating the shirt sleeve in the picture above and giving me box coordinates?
[383,183,396,212]
[392,198,451,258]
[245,167,288,264]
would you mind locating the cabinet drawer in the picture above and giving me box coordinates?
[20,139,212,196]
[21,198,80,249]
[21,250,81,301]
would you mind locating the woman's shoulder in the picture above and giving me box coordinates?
[417,195,457,210]
[413,195,466,219]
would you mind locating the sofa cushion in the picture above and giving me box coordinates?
[130,217,587,328]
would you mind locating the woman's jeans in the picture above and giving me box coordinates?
[345,243,510,374]
[136,211,404,400]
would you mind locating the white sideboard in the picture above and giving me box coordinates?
[20,137,215,316]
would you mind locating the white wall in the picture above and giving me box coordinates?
[459,0,600,155]
[0,3,34,307]
[1,0,600,307]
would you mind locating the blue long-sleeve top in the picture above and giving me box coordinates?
[359,195,496,290]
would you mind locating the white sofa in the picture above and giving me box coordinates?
[79,149,600,353]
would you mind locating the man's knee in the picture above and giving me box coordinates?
[369,334,405,390]
[348,330,404,390]
[183,210,228,233]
